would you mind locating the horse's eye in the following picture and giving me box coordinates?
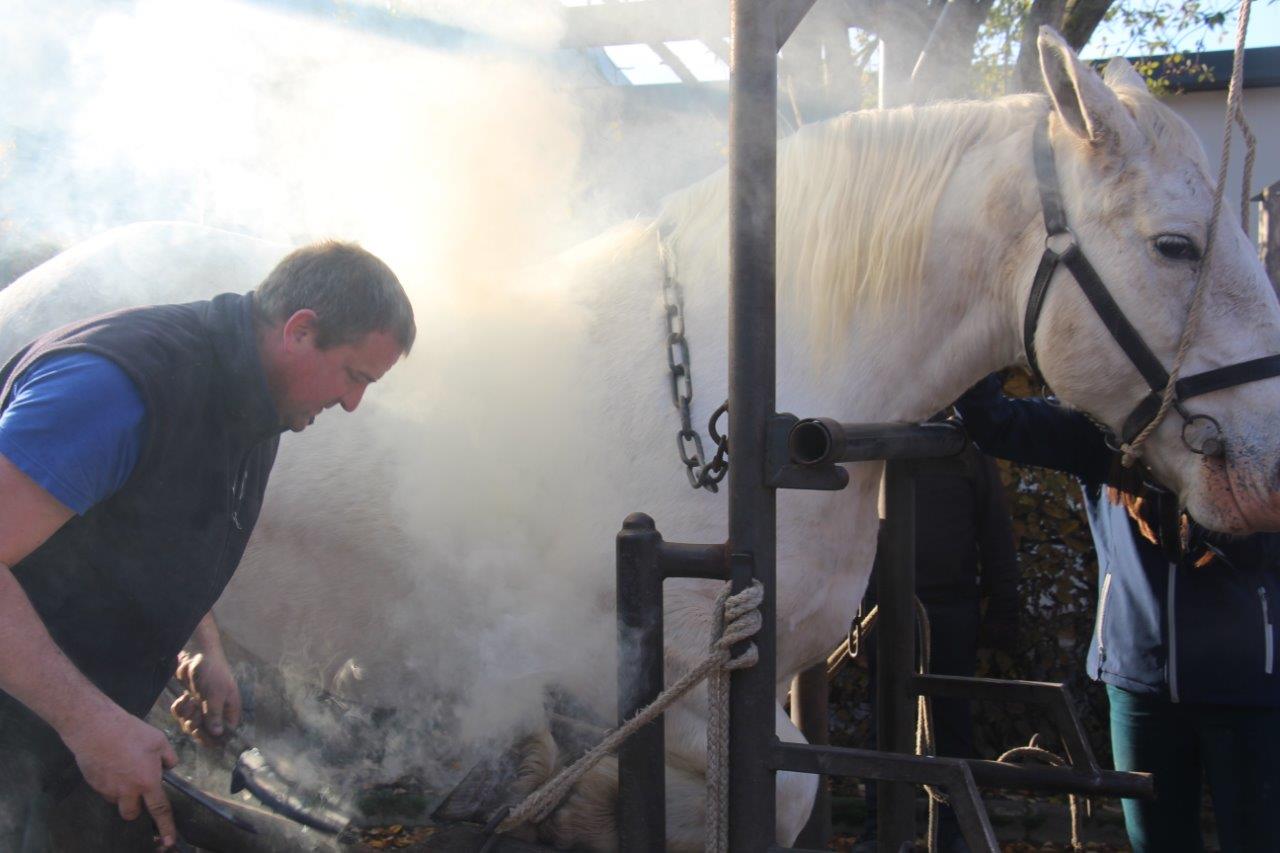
[1153,234,1201,262]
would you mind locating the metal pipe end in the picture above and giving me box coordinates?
[789,418,840,466]
[622,512,657,531]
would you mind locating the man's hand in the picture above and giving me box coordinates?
[170,650,241,746]
[60,707,179,849]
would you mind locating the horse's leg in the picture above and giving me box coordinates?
[775,700,821,845]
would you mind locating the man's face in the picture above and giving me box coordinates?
[270,312,403,432]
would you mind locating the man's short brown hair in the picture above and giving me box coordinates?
[254,241,416,353]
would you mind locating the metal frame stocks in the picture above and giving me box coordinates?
[614,2,1153,851]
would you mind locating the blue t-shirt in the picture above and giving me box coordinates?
[0,352,146,514]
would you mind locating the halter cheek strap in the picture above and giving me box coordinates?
[1022,116,1280,452]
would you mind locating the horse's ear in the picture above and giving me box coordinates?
[1103,57,1148,92]
[1037,26,1138,149]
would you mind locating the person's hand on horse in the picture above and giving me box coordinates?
[60,704,180,849]
[171,649,241,747]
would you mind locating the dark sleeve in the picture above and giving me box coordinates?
[953,374,1113,487]
[974,455,1020,599]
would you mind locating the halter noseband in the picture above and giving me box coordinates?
[1022,115,1280,456]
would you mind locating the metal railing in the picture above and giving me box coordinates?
[614,2,1153,851]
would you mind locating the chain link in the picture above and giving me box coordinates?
[661,248,729,492]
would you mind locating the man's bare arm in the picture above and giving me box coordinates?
[189,612,227,661]
[0,453,179,847]
[0,452,111,739]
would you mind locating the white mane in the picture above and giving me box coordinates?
[658,94,1042,344]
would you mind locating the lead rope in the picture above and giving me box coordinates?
[1120,0,1256,466]
[494,581,764,853]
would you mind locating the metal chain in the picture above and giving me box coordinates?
[660,241,729,491]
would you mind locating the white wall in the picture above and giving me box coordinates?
[1162,86,1280,238]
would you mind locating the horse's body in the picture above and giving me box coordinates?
[5,31,1280,849]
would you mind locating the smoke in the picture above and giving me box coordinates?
[1,0,579,271]
[0,0,734,813]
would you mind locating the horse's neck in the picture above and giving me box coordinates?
[779,126,1039,424]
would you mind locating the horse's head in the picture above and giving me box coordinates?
[1029,27,1280,534]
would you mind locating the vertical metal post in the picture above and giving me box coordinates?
[791,666,831,847]
[1259,181,1280,290]
[876,460,918,850]
[728,0,779,849]
[616,513,666,850]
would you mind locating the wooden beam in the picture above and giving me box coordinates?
[649,40,700,84]
[560,0,730,48]
[560,0,858,50]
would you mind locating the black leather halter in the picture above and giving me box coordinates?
[1022,115,1280,455]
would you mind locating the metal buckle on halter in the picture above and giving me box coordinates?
[1179,410,1226,457]
[1044,228,1078,258]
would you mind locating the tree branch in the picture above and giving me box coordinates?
[1012,0,1069,93]
[1061,0,1115,52]
[909,0,997,103]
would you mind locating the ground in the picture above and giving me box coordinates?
[824,787,1221,852]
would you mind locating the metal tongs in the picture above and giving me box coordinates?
[230,746,351,834]
[162,770,257,835]
[164,680,353,835]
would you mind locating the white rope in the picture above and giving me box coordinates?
[494,581,764,853]
[1121,0,1256,465]
[997,735,1085,852]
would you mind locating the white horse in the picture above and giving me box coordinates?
[4,29,1280,849]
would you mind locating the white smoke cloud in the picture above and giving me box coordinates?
[0,0,730,812]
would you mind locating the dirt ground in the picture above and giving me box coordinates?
[824,788,1221,852]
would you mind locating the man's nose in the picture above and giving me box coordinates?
[340,385,366,413]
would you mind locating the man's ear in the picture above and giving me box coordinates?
[281,309,319,347]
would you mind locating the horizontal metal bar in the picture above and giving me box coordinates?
[772,743,1000,851]
[965,759,1152,799]
[789,419,966,465]
[658,541,729,580]
[910,674,1102,776]
[768,742,1152,799]
[910,674,1069,702]
[769,741,970,784]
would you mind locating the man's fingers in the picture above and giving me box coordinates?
[160,741,179,770]
[142,786,178,848]
[174,656,193,689]
[178,653,204,696]
[204,699,225,736]
[118,793,142,822]
[170,693,196,723]
[224,693,241,731]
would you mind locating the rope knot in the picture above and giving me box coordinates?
[711,581,764,670]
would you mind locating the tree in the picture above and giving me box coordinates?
[780,0,1247,116]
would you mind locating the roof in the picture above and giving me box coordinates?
[1125,45,1280,92]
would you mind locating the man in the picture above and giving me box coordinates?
[0,240,415,850]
